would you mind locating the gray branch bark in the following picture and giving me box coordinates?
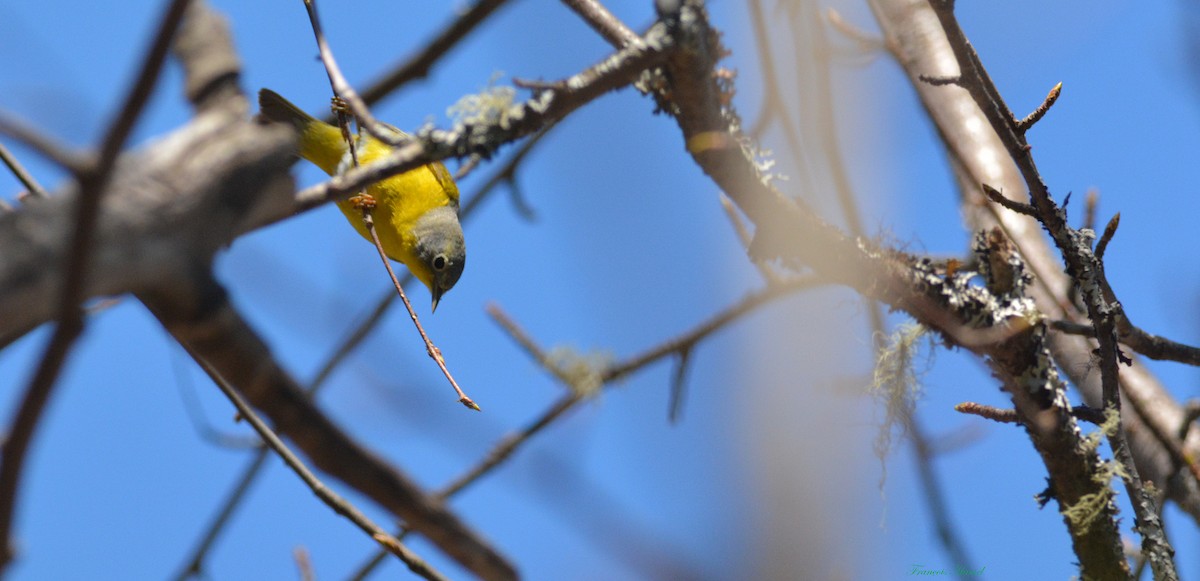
[868,0,1200,523]
[0,3,515,579]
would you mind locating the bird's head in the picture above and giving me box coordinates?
[411,206,466,312]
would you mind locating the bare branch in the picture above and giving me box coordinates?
[357,199,480,410]
[193,350,448,581]
[143,276,515,581]
[302,0,395,145]
[559,0,640,47]
[924,2,1176,575]
[902,410,976,577]
[606,278,825,382]
[955,401,1107,426]
[982,183,1037,217]
[1094,212,1119,260]
[175,119,560,580]
[0,0,194,570]
[1118,325,1200,366]
[0,142,48,200]
[0,114,90,175]
[869,0,1200,531]
[356,0,514,109]
[1014,81,1062,133]
[667,348,692,423]
[283,22,674,223]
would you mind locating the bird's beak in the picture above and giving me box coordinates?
[431,286,443,313]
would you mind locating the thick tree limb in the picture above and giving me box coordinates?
[868,0,1200,528]
[0,3,515,578]
[648,0,1136,575]
[144,276,508,580]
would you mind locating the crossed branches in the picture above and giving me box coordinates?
[0,1,1198,580]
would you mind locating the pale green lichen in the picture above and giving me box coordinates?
[446,74,518,128]
[1062,407,1125,534]
[1061,486,1114,536]
[544,346,615,398]
[870,322,932,519]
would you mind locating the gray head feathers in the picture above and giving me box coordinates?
[413,205,466,311]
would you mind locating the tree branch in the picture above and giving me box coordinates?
[141,275,515,581]
[0,0,195,570]
[192,348,448,581]
[870,0,1200,539]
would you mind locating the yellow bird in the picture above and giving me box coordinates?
[258,89,466,311]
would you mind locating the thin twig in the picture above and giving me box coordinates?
[918,74,962,87]
[359,204,480,410]
[955,401,1107,426]
[170,343,261,449]
[0,0,193,569]
[346,393,581,581]
[667,348,691,423]
[356,0,513,109]
[559,0,640,47]
[178,109,561,581]
[454,154,484,180]
[174,451,271,580]
[1014,81,1062,133]
[173,288,401,581]
[901,410,976,578]
[981,183,1037,217]
[1083,189,1098,232]
[0,114,89,175]
[606,277,824,382]
[0,142,48,199]
[294,547,316,581]
[746,0,805,170]
[1052,317,1200,367]
[194,358,448,581]
[303,0,397,145]
[304,0,480,411]
[1094,212,1119,260]
[719,194,782,284]
[928,3,1177,574]
[286,19,671,218]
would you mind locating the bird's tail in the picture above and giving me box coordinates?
[257,89,344,175]
[257,88,317,131]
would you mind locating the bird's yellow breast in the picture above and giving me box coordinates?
[296,121,459,283]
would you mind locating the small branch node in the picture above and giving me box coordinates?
[981,183,1037,217]
[954,401,1020,424]
[1094,212,1120,260]
[349,193,377,210]
[1050,319,1096,337]
[918,73,962,87]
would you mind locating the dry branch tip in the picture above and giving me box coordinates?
[1016,81,1062,133]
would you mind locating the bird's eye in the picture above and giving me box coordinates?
[433,255,447,271]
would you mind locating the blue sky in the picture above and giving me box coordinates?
[1,0,1198,580]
